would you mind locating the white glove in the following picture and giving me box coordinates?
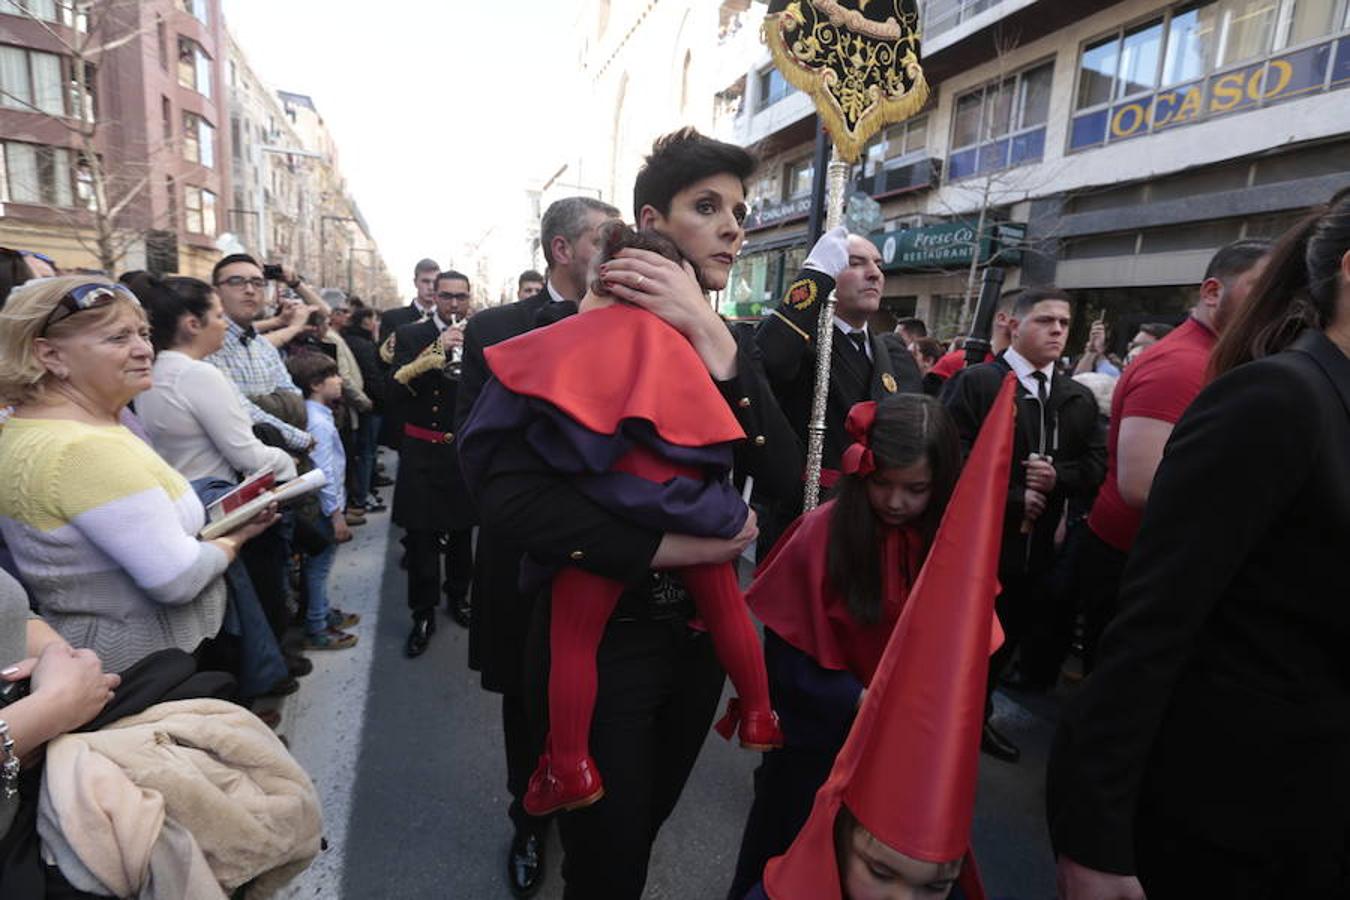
[802,226,850,280]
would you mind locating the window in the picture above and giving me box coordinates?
[0,0,58,22]
[862,116,929,177]
[0,45,66,115]
[784,156,813,199]
[156,16,167,70]
[177,36,212,98]
[176,0,208,24]
[757,66,792,110]
[74,153,93,208]
[1,141,75,206]
[162,96,172,140]
[1069,0,1349,152]
[948,60,1054,180]
[184,184,216,235]
[182,111,214,167]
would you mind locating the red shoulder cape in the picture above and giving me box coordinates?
[747,501,924,686]
[482,302,744,447]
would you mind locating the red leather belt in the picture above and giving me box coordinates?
[404,423,454,444]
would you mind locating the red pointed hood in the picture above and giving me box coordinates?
[763,374,1017,900]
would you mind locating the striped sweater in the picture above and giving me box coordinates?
[0,417,228,673]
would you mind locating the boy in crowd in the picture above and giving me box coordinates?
[287,352,360,651]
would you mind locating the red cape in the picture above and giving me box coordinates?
[748,501,923,686]
[762,375,1018,900]
[483,302,745,448]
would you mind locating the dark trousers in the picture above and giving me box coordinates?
[405,527,472,619]
[239,521,292,641]
[1019,521,1090,685]
[1076,529,1128,674]
[504,692,548,835]
[727,746,836,899]
[524,606,727,900]
[987,570,1044,702]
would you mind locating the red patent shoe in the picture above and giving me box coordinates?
[523,754,605,817]
[714,698,785,751]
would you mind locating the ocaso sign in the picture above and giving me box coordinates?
[1070,36,1347,151]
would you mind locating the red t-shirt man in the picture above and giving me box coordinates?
[1087,316,1216,551]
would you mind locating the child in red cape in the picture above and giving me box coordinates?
[741,375,1017,900]
[728,393,962,896]
[459,222,782,817]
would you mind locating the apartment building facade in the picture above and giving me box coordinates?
[725,0,1350,343]
[1,0,395,300]
[0,0,230,277]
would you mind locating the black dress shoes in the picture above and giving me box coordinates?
[980,720,1021,763]
[447,595,471,629]
[405,616,435,658]
[508,829,545,898]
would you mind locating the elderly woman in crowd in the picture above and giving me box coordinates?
[0,276,276,674]
[130,273,297,483]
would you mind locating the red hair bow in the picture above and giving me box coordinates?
[841,401,878,476]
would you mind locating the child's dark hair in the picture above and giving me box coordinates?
[124,272,215,352]
[1210,191,1349,377]
[632,127,755,221]
[590,220,685,298]
[826,394,961,624]
[287,351,339,395]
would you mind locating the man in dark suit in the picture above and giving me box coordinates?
[455,195,619,898]
[941,286,1106,762]
[387,269,474,658]
[379,258,440,349]
[753,227,923,535]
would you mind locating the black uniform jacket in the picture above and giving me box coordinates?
[387,318,473,532]
[753,268,923,474]
[1048,329,1350,875]
[379,300,428,344]
[941,354,1105,577]
[454,292,552,691]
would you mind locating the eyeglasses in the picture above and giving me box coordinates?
[437,291,471,302]
[42,282,141,333]
[216,276,268,290]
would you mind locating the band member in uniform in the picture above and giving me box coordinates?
[378,259,440,451]
[753,227,923,543]
[388,270,474,658]
[455,195,618,898]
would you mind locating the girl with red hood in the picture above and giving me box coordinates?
[727,394,962,897]
[740,375,1018,900]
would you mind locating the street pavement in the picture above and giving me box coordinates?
[277,493,1061,899]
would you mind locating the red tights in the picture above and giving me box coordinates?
[547,562,771,769]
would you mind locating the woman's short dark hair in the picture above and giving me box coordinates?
[286,351,338,394]
[632,127,755,221]
[914,337,944,364]
[826,394,961,624]
[348,306,375,329]
[125,272,214,352]
[1211,192,1350,376]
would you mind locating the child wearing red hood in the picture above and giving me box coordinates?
[459,222,783,817]
[737,375,1018,900]
[728,394,962,897]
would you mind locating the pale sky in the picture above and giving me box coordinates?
[222,0,575,298]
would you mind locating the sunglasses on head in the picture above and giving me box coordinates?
[42,282,141,334]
